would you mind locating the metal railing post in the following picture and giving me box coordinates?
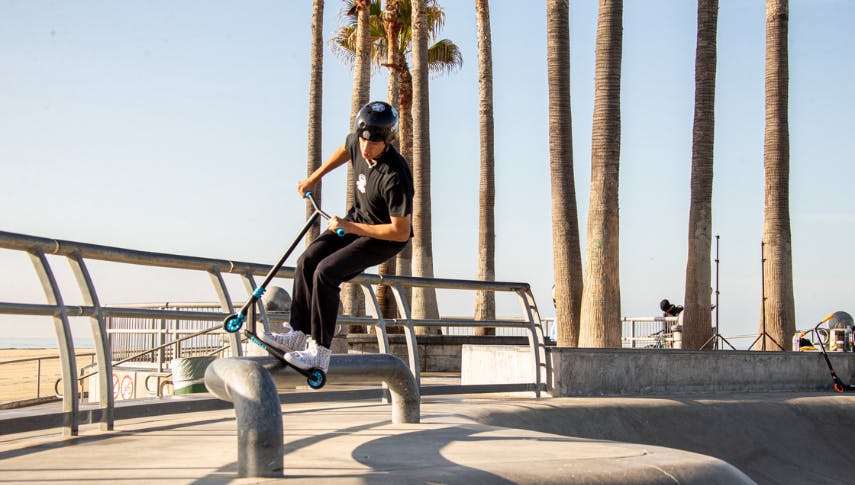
[28,248,79,436]
[241,272,267,332]
[359,282,392,403]
[515,287,547,398]
[36,359,42,399]
[389,282,421,386]
[359,283,391,355]
[209,269,241,357]
[158,316,165,370]
[66,252,114,431]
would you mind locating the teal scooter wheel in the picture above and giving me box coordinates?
[223,313,245,333]
[306,368,326,389]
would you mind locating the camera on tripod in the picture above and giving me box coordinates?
[660,299,684,317]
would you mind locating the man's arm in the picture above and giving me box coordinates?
[328,215,411,243]
[297,144,350,196]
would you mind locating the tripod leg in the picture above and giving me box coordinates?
[718,335,737,350]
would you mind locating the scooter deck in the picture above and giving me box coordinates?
[246,331,327,390]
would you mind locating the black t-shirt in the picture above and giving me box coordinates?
[344,133,414,236]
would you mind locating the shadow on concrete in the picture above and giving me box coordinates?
[0,416,234,462]
[347,427,521,484]
[474,393,855,485]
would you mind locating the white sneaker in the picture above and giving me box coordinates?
[284,339,331,373]
[262,330,307,353]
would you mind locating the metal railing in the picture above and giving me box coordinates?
[107,303,230,371]
[0,230,547,436]
[0,352,95,409]
[621,316,679,348]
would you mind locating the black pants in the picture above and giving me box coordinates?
[289,231,406,348]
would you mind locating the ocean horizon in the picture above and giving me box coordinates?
[0,337,95,349]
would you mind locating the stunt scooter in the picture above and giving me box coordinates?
[812,313,855,393]
[222,192,344,389]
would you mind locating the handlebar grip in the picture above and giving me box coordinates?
[335,228,346,237]
[304,191,313,198]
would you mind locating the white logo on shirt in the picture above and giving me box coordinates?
[357,173,367,194]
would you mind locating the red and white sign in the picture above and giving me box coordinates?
[112,372,136,401]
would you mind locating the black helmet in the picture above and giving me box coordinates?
[354,101,398,143]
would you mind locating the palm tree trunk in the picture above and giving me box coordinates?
[546,0,583,347]
[410,0,441,329]
[682,0,718,350]
[474,0,496,335]
[306,0,325,245]
[377,0,404,326]
[344,0,372,332]
[760,0,795,350]
[579,0,622,348]
[395,63,415,315]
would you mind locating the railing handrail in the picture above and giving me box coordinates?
[0,229,547,436]
[0,352,96,366]
[0,230,530,292]
[622,316,679,323]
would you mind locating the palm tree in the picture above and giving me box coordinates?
[546,0,583,347]
[332,1,463,82]
[759,0,794,350]
[334,0,461,327]
[473,0,496,334]
[681,0,718,350]
[306,0,325,245]
[342,0,372,329]
[393,53,415,318]
[409,0,440,323]
[376,0,404,322]
[579,0,622,348]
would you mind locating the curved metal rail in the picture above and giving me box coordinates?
[204,354,419,477]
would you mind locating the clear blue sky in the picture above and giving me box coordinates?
[1,1,853,346]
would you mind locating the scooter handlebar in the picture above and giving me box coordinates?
[304,192,346,237]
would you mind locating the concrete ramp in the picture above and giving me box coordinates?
[472,393,855,484]
[339,423,752,484]
[0,397,753,484]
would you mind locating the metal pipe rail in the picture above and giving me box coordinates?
[204,354,419,478]
[0,230,547,436]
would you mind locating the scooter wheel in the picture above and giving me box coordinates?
[307,368,326,390]
[223,313,244,333]
[834,382,845,393]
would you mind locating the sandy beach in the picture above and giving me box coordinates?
[0,348,97,405]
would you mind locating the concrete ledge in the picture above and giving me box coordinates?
[461,344,534,385]
[348,335,528,372]
[549,347,855,396]
[461,345,855,396]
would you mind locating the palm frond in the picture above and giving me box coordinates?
[426,2,446,42]
[331,0,461,77]
[427,38,462,76]
[329,25,357,67]
[339,0,358,27]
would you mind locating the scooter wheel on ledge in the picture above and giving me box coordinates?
[307,368,326,389]
[223,314,243,333]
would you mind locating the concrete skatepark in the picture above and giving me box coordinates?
[1,231,854,483]
[2,351,855,484]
